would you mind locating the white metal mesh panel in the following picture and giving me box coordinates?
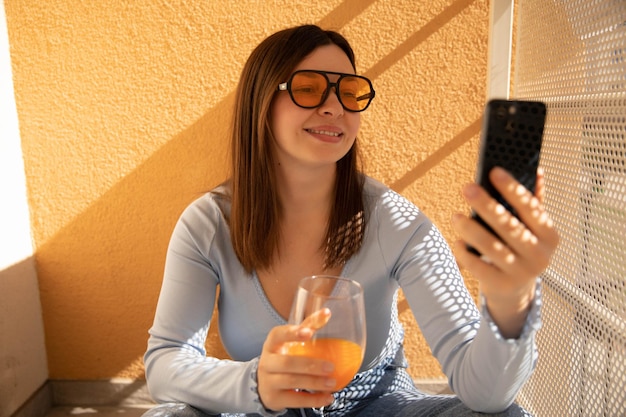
[513,1,626,416]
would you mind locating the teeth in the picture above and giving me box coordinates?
[307,129,341,137]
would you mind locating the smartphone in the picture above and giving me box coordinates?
[468,99,547,256]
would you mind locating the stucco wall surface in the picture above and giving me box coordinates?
[4,0,488,380]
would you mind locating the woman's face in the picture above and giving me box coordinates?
[270,44,360,172]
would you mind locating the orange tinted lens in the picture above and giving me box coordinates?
[290,72,328,107]
[339,76,371,111]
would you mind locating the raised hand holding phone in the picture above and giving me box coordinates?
[468,99,547,255]
[452,99,558,338]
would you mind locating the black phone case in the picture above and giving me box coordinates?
[469,99,547,256]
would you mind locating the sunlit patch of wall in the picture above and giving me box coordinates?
[4,0,488,382]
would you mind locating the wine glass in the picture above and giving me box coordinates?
[282,275,366,392]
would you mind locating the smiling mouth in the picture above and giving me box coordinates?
[305,128,343,137]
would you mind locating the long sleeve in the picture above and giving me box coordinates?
[143,195,281,416]
[369,186,541,413]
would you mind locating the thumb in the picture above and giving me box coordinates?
[300,308,332,332]
[262,308,328,354]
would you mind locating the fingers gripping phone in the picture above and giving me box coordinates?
[468,99,547,256]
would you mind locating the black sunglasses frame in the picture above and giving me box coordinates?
[277,70,376,112]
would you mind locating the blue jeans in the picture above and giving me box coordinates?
[141,395,531,417]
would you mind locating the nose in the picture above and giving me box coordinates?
[318,85,344,116]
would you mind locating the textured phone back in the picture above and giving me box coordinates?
[469,100,547,255]
[475,99,547,214]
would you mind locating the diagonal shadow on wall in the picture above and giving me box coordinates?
[365,0,478,80]
[392,117,481,192]
[317,0,378,29]
[36,92,235,380]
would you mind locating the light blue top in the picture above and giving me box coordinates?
[144,176,541,415]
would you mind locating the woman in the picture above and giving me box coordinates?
[142,25,559,417]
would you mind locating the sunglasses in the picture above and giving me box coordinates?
[277,70,376,112]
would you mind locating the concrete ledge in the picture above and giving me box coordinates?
[414,378,453,395]
[50,379,154,407]
[10,382,52,417]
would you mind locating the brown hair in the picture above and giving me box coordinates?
[227,24,365,273]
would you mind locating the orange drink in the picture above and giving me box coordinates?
[283,338,363,391]
[287,276,367,393]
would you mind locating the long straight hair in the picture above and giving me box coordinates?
[228,25,365,273]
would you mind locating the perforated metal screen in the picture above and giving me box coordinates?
[513,1,626,416]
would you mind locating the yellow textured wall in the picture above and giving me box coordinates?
[5,0,487,380]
